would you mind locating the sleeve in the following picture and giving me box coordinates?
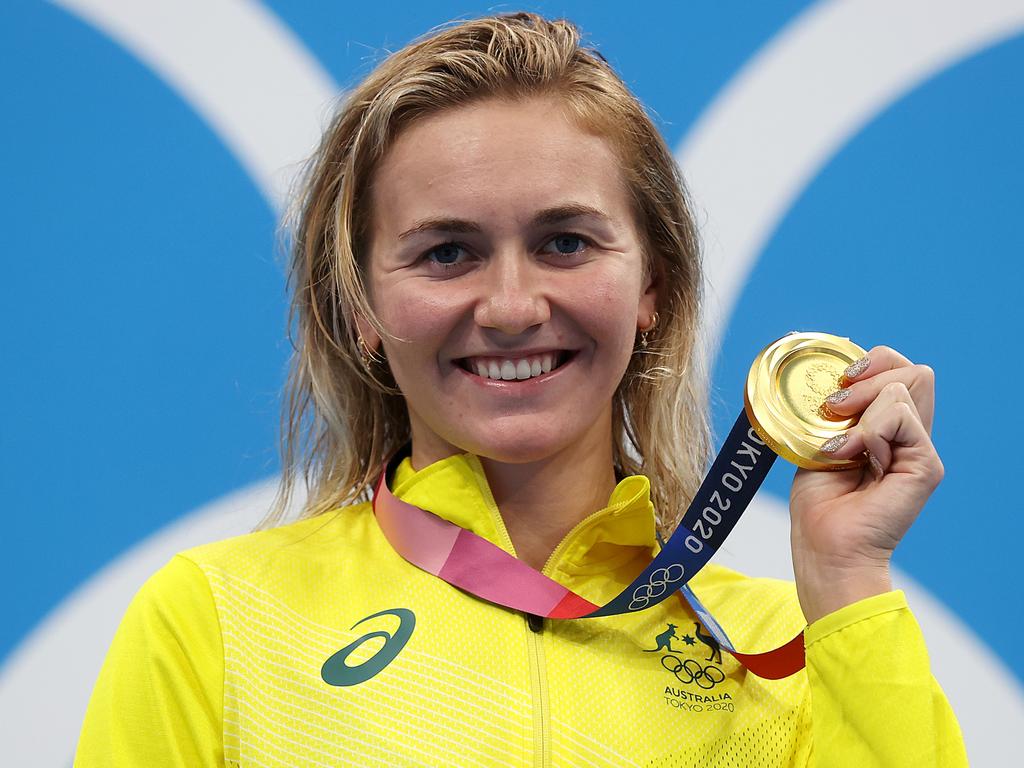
[74,554,224,767]
[804,590,968,767]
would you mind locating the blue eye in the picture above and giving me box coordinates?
[555,235,582,254]
[424,242,465,268]
[545,234,588,257]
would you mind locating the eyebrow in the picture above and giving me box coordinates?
[396,203,613,241]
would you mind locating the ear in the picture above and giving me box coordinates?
[637,261,660,329]
[354,314,382,353]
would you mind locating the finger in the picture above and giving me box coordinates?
[842,345,914,386]
[857,387,915,473]
[841,382,919,469]
[818,382,941,484]
[845,387,905,472]
[858,394,941,487]
[823,364,935,434]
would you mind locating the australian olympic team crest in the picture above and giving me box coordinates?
[645,620,735,713]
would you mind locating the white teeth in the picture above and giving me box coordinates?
[466,353,566,381]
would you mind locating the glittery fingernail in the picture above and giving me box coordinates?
[820,433,848,453]
[844,356,870,379]
[825,388,852,405]
[866,451,884,480]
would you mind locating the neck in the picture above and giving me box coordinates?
[478,441,617,571]
[405,411,614,569]
[408,420,618,571]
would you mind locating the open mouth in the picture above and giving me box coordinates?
[457,351,574,381]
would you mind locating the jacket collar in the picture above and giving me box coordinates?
[391,452,658,581]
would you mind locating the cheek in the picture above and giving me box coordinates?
[572,272,643,352]
[373,280,462,336]
[372,283,467,378]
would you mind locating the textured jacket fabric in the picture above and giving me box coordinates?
[75,452,968,766]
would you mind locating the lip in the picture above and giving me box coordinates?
[453,350,578,389]
[456,347,571,363]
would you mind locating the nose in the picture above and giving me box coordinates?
[473,253,551,336]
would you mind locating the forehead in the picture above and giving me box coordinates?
[368,96,633,233]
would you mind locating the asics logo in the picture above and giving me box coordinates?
[321,608,416,687]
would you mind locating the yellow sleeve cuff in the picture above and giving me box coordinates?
[805,589,909,647]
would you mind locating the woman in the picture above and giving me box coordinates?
[76,12,967,766]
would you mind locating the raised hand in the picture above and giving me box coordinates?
[788,346,943,624]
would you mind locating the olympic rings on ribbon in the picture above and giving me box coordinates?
[627,564,685,610]
[661,655,726,689]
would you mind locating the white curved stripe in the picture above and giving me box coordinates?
[0,479,298,765]
[716,493,1024,766]
[679,0,1024,351]
[49,0,340,210]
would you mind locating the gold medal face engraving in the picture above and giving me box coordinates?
[745,332,868,471]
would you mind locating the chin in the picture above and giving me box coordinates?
[454,418,589,465]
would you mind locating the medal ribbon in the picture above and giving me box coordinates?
[373,411,806,679]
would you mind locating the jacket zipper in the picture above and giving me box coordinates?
[472,483,552,766]
[471,461,579,768]
[524,613,550,768]
[521,511,628,768]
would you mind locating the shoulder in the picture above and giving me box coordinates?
[120,500,380,648]
[118,501,378,624]
[178,500,376,575]
[79,545,235,763]
[156,501,385,622]
[122,553,219,634]
[85,554,225,727]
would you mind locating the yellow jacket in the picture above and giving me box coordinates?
[76,453,968,766]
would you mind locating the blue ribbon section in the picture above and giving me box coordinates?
[588,411,777,617]
[678,583,736,652]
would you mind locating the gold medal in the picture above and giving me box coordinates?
[744,331,867,471]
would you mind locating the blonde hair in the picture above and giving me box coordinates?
[266,11,711,536]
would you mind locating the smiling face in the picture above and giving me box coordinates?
[362,95,657,467]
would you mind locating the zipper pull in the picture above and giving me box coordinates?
[525,612,544,633]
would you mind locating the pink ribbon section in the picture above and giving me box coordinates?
[373,472,461,576]
[374,471,599,617]
[439,530,599,616]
